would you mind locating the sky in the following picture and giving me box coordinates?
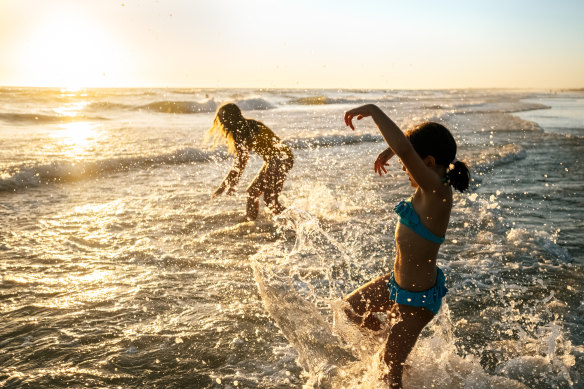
[1,0,583,89]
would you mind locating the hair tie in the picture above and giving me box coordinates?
[447,158,459,171]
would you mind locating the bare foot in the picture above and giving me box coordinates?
[268,202,286,215]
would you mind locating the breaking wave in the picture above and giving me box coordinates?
[0,148,216,192]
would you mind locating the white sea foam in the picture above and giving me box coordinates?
[252,209,534,388]
[0,133,383,192]
[472,144,527,176]
[0,147,217,191]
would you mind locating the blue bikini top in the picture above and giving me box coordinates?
[394,199,445,244]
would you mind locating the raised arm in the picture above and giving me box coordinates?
[344,104,443,192]
[212,149,249,198]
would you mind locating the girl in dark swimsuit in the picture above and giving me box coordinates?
[208,103,294,220]
[344,104,470,388]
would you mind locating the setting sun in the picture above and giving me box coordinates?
[17,11,126,89]
[2,0,583,89]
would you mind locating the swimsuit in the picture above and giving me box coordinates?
[247,121,293,166]
[389,199,448,314]
[387,268,448,315]
[244,121,293,197]
[394,199,445,244]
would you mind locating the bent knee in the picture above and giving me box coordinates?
[344,293,370,315]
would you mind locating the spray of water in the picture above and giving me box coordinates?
[252,207,533,388]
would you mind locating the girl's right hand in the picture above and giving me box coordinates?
[374,148,395,176]
[211,185,226,198]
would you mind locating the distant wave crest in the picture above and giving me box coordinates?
[235,98,274,111]
[289,95,367,105]
[85,102,131,111]
[288,133,382,149]
[135,98,274,114]
[136,100,219,114]
[0,148,217,192]
[0,112,105,124]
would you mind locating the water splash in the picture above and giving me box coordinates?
[252,207,536,388]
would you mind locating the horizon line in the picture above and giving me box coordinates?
[1,84,583,92]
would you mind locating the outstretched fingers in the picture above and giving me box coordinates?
[344,112,355,130]
[345,105,373,130]
[344,113,365,130]
[374,162,389,176]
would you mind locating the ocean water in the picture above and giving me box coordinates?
[0,87,583,388]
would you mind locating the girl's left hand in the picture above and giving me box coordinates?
[344,104,375,130]
[374,148,394,175]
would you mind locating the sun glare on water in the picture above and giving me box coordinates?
[53,122,101,160]
[19,12,125,89]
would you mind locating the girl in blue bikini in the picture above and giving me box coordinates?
[343,104,470,388]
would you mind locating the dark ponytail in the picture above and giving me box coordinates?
[406,122,471,192]
[445,160,470,192]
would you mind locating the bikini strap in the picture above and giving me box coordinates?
[394,200,445,244]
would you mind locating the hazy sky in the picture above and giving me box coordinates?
[1,0,583,89]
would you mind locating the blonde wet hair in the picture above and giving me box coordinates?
[206,103,257,154]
